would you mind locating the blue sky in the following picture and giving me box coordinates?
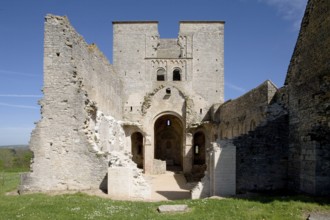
[0,0,307,145]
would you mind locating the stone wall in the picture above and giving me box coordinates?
[179,21,225,105]
[114,21,225,123]
[191,140,236,199]
[215,80,289,193]
[216,80,278,139]
[285,0,330,195]
[233,101,289,193]
[20,15,125,193]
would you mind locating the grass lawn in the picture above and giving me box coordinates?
[0,172,329,220]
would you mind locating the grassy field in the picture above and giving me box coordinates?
[0,172,329,220]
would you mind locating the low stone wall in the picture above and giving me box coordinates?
[108,152,151,199]
[152,159,166,175]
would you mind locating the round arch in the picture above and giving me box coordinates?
[172,68,181,81]
[153,112,184,170]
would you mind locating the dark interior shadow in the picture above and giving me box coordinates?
[156,191,191,200]
[232,192,330,205]
[99,173,108,193]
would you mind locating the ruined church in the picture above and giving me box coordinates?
[20,0,330,199]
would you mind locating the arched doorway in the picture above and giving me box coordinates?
[193,132,206,165]
[154,114,183,171]
[131,132,144,169]
[191,131,206,181]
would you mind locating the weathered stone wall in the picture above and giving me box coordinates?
[20,15,124,193]
[179,22,225,105]
[285,0,330,195]
[216,80,278,139]
[113,21,224,123]
[233,102,289,193]
[191,139,236,199]
[214,80,289,193]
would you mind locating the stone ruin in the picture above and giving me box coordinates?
[20,0,330,199]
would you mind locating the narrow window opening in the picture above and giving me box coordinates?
[166,119,171,126]
[157,68,165,81]
[166,88,171,94]
[173,69,181,81]
[194,145,199,155]
[250,120,256,131]
[130,106,133,112]
[200,108,203,114]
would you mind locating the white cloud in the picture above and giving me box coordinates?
[0,102,39,109]
[0,69,39,77]
[0,94,42,98]
[225,82,246,93]
[258,0,307,30]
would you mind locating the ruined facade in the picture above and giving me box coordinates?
[20,0,329,198]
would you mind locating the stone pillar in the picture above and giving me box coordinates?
[191,139,236,199]
[144,136,153,174]
[183,132,193,173]
[212,140,236,196]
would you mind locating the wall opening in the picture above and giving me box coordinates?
[250,120,256,131]
[154,114,183,171]
[131,132,144,169]
[157,68,166,81]
[191,131,206,181]
[193,132,206,165]
[173,69,181,81]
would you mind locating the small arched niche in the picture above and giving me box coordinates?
[173,68,181,81]
[157,68,166,81]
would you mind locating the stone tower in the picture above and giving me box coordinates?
[113,21,225,174]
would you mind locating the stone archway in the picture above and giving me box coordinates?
[154,114,183,171]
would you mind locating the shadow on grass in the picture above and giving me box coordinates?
[156,191,190,200]
[232,191,330,206]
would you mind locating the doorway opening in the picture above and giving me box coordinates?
[154,114,183,171]
[191,131,206,181]
[131,132,144,169]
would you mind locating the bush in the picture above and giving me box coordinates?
[0,148,32,172]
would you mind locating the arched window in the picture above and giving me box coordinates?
[157,68,166,81]
[250,120,256,131]
[173,69,181,81]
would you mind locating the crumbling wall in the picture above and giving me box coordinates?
[107,152,150,199]
[285,0,330,195]
[216,80,277,139]
[20,15,125,193]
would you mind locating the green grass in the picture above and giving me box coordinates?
[0,172,329,220]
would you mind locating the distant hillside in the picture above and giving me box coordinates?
[0,146,32,171]
[0,145,29,149]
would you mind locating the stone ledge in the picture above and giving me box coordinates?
[157,204,189,213]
